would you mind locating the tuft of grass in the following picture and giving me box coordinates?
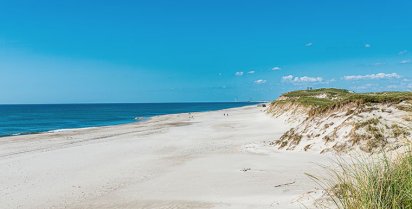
[391,124,410,138]
[314,150,412,209]
[397,103,412,112]
[350,118,389,152]
[354,118,380,129]
[275,128,302,149]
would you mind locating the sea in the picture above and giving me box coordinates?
[0,102,259,137]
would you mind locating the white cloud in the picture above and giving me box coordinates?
[272,67,281,71]
[282,75,323,83]
[235,71,244,76]
[247,70,255,74]
[364,44,371,48]
[282,75,294,81]
[305,42,313,47]
[399,50,408,55]
[343,73,400,81]
[400,59,411,64]
[297,76,323,82]
[254,79,266,84]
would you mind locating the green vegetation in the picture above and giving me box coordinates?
[354,118,380,129]
[276,89,412,208]
[282,88,351,98]
[392,124,410,138]
[351,118,386,152]
[275,128,302,149]
[274,88,412,116]
[397,103,412,112]
[350,118,412,152]
[314,151,412,209]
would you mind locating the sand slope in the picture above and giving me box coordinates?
[0,106,331,209]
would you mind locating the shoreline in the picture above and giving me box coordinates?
[0,104,331,209]
[0,103,261,139]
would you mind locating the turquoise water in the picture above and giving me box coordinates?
[0,102,258,137]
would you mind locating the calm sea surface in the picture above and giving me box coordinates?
[0,102,259,137]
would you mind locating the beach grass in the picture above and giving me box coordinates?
[314,149,412,209]
[274,88,412,116]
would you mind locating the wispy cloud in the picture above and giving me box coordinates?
[364,43,371,48]
[400,59,411,64]
[399,50,408,55]
[272,66,281,71]
[354,80,412,91]
[371,62,385,66]
[235,71,244,76]
[254,79,266,84]
[247,70,255,74]
[305,42,313,47]
[282,75,294,81]
[343,73,400,81]
[282,75,323,83]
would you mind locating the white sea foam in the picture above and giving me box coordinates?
[48,127,97,133]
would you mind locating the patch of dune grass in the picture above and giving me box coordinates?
[296,97,335,108]
[282,88,351,98]
[313,150,412,209]
[275,88,412,116]
[342,92,412,105]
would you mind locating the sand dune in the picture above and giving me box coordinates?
[0,105,332,209]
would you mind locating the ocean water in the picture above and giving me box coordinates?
[0,102,258,137]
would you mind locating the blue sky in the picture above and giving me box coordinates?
[0,0,411,104]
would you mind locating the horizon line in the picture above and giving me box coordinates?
[0,101,267,106]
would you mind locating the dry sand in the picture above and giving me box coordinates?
[0,105,333,209]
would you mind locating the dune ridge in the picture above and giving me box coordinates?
[267,88,412,154]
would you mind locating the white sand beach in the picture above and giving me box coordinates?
[0,105,332,209]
